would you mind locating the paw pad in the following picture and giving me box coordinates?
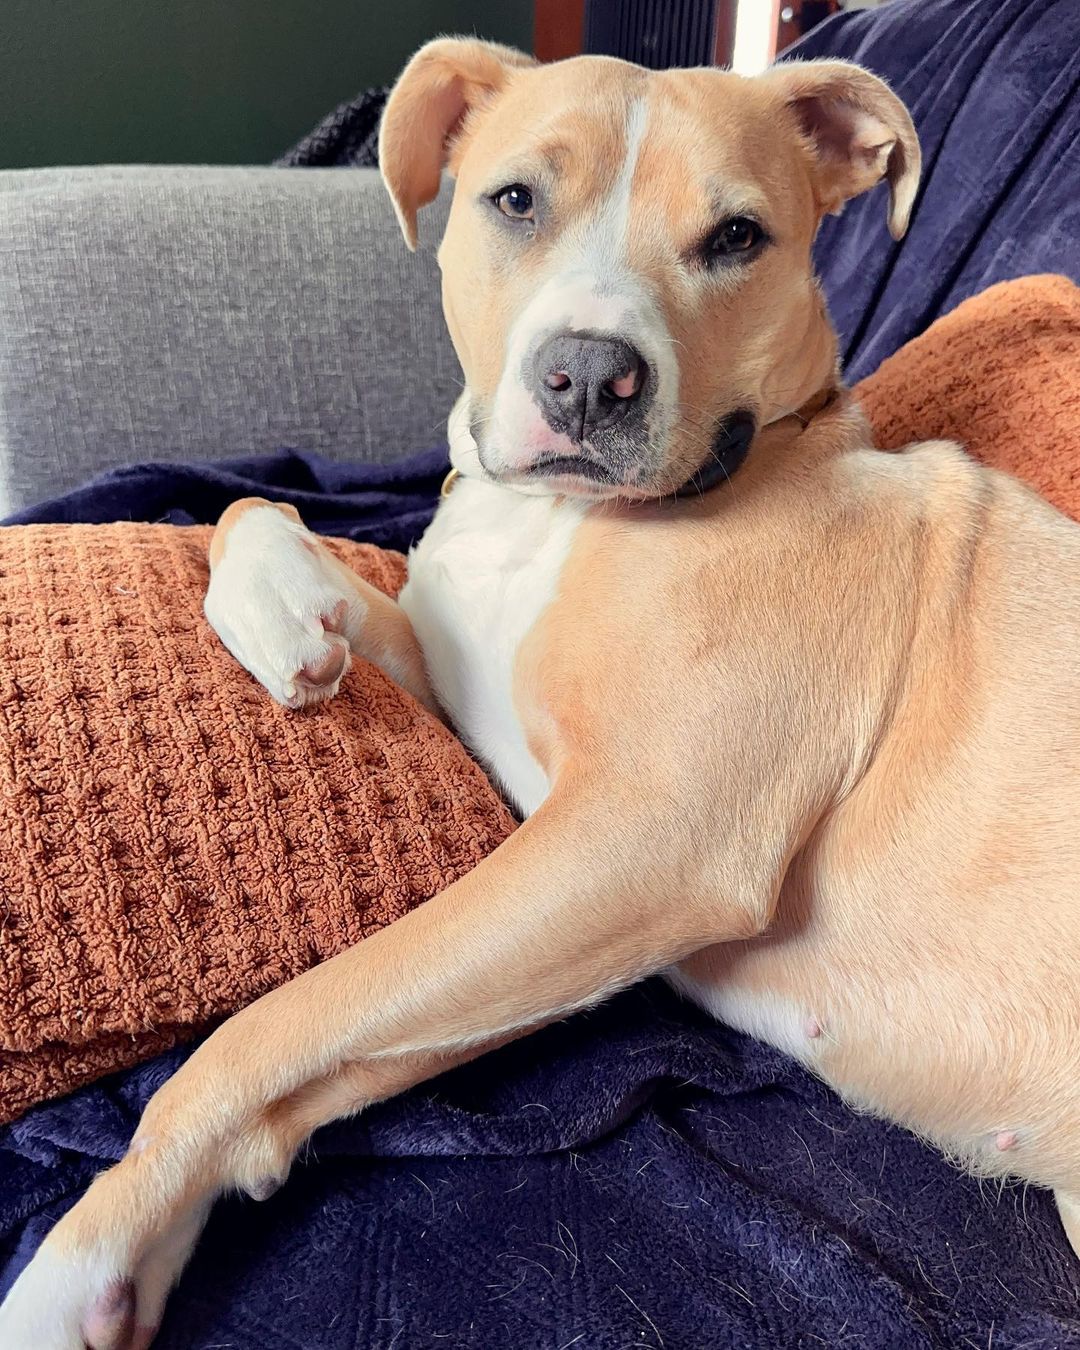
[82,1278,135,1348]
[301,641,349,688]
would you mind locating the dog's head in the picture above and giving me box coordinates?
[379,41,919,499]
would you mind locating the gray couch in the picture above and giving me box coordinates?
[0,165,459,515]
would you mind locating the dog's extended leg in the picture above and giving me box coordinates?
[204,498,438,714]
[0,785,773,1349]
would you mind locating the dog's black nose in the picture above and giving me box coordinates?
[533,334,647,441]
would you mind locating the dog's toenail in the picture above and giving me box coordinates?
[322,599,348,632]
[805,1018,822,1039]
[996,1130,1018,1151]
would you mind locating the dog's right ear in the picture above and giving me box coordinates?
[379,37,535,250]
[762,59,920,240]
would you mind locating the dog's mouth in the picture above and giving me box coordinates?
[468,405,759,502]
[498,454,656,500]
[527,453,625,486]
[522,411,759,499]
[473,432,648,498]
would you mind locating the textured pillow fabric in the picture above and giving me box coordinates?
[0,527,514,1123]
[855,274,1080,519]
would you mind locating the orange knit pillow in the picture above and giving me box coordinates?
[0,275,1076,1124]
[0,528,514,1123]
[855,274,1080,521]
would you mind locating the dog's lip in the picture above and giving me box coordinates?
[475,442,659,501]
[674,409,758,497]
[526,453,624,485]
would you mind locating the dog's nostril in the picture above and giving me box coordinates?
[544,370,572,392]
[604,363,644,401]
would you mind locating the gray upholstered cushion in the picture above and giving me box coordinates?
[0,166,458,514]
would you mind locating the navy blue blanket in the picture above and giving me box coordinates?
[4,1,1080,1346]
[6,985,1079,1349]
[3,447,450,548]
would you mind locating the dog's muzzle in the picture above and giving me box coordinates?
[479,329,659,490]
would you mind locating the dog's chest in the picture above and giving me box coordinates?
[399,480,584,816]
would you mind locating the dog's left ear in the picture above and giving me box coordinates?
[379,37,536,250]
[763,60,920,240]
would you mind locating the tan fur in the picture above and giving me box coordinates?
[314,545,440,715]
[2,40,1075,1350]
[378,37,537,250]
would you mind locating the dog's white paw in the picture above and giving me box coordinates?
[0,1243,134,1350]
[0,1192,210,1350]
[0,1243,85,1350]
[204,503,363,709]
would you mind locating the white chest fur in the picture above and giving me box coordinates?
[398,479,584,817]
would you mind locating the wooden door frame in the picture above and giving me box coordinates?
[534,0,586,62]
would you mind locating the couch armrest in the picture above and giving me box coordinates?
[0,165,458,514]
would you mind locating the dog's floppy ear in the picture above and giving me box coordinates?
[763,59,920,240]
[379,37,535,250]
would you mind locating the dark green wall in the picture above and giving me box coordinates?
[1,0,533,169]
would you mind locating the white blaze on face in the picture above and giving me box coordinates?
[482,96,680,477]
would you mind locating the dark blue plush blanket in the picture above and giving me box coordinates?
[3,1,1080,1346]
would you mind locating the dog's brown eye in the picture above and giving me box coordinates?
[707,216,764,259]
[494,185,534,220]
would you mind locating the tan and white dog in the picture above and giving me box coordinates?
[3,39,1079,1349]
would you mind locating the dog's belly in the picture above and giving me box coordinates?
[668,944,998,1161]
[399,478,584,816]
[670,905,1080,1190]
[666,962,823,1065]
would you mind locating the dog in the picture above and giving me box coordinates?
[2,38,1078,1350]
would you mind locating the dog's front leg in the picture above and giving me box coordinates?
[0,786,769,1350]
[204,497,439,714]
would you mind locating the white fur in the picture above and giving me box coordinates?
[204,506,358,708]
[0,1197,209,1349]
[400,475,584,816]
[666,965,823,1065]
[603,96,649,246]
[0,1244,120,1350]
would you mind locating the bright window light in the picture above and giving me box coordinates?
[732,0,779,75]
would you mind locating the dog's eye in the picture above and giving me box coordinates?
[494,185,534,220]
[706,216,764,260]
